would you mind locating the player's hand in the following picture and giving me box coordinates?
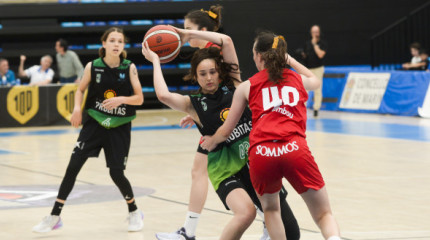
[70,108,82,128]
[200,135,217,152]
[171,26,191,46]
[20,55,26,62]
[141,41,160,63]
[179,115,195,128]
[102,97,123,110]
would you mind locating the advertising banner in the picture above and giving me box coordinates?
[339,72,391,110]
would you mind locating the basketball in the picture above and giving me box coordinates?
[143,25,181,63]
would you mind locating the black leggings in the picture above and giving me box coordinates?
[57,154,134,201]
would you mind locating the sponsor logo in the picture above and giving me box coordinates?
[75,141,85,150]
[118,73,126,82]
[102,118,111,127]
[201,100,207,111]
[226,120,252,143]
[104,89,117,99]
[7,86,39,125]
[96,73,101,83]
[57,84,78,122]
[154,48,171,55]
[95,68,104,72]
[272,106,294,118]
[95,100,126,115]
[239,141,250,159]
[220,108,230,122]
[255,141,299,157]
[156,36,162,43]
[224,180,237,186]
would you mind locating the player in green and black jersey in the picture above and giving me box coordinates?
[33,27,144,233]
[143,28,299,240]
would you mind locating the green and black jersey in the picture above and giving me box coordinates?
[85,58,136,129]
[189,86,252,190]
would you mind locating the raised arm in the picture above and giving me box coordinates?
[175,28,241,82]
[141,41,195,116]
[200,81,250,151]
[286,54,320,91]
[18,55,28,78]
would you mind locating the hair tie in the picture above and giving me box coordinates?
[201,9,218,19]
[272,35,285,49]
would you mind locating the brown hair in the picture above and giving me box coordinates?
[185,5,223,32]
[183,47,240,93]
[410,42,421,50]
[254,31,287,84]
[98,27,128,59]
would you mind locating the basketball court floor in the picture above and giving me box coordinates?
[1,109,429,240]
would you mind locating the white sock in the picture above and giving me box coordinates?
[256,207,265,220]
[183,211,200,237]
[327,236,341,240]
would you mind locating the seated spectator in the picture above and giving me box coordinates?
[18,55,54,86]
[407,49,429,71]
[0,58,16,86]
[402,42,421,70]
[55,38,84,84]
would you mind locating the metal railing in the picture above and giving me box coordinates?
[371,1,430,69]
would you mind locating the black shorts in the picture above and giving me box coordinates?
[197,143,208,155]
[72,117,131,169]
[216,164,288,210]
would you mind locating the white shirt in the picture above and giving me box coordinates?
[411,56,421,64]
[25,65,54,85]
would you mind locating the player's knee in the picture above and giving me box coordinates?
[109,168,125,182]
[191,165,207,180]
[66,154,87,175]
[236,204,256,226]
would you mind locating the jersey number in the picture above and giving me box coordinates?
[262,86,299,110]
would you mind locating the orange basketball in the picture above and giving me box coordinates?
[143,25,181,63]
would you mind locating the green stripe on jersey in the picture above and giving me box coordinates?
[87,109,135,129]
[208,136,249,190]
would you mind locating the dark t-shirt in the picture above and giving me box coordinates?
[304,39,327,68]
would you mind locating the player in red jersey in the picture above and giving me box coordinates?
[201,31,341,240]
[157,5,299,240]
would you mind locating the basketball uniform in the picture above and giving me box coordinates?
[73,58,136,169]
[248,68,325,195]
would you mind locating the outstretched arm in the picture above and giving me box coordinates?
[200,81,250,151]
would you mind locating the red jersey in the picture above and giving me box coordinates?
[205,41,221,49]
[248,68,308,149]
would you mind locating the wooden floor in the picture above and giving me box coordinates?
[1,109,430,240]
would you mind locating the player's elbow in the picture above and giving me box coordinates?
[223,36,234,48]
[137,94,144,105]
[156,92,170,105]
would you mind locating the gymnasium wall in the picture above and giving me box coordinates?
[219,0,429,79]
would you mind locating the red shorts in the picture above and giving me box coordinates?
[249,135,325,195]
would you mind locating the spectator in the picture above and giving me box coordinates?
[302,25,327,117]
[0,58,16,86]
[55,38,84,83]
[19,55,54,86]
[402,42,421,70]
[405,48,429,71]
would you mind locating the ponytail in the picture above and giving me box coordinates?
[254,31,287,84]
